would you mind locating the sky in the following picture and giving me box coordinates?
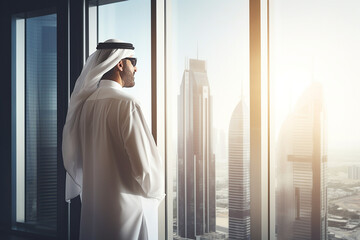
[270,0,360,159]
[95,0,360,161]
[98,0,152,126]
[170,0,250,133]
[97,0,251,161]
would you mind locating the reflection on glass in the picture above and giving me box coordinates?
[169,0,250,239]
[13,13,57,233]
[275,83,327,239]
[270,1,360,239]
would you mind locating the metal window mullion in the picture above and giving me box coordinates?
[152,0,166,239]
[267,0,271,238]
[249,0,264,239]
[57,0,71,238]
[96,4,98,44]
[24,16,28,224]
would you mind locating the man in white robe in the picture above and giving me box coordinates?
[62,39,165,240]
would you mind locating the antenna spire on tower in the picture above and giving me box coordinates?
[197,41,199,59]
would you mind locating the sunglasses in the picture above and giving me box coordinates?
[123,57,137,67]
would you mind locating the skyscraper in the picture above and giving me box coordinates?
[348,166,360,180]
[228,100,250,239]
[276,82,328,240]
[177,58,216,239]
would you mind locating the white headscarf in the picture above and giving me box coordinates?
[62,39,135,201]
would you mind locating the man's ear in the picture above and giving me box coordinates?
[116,60,124,72]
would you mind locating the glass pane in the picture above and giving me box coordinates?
[13,13,57,234]
[98,0,152,127]
[270,1,360,239]
[167,0,250,239]
[13,17,26,223]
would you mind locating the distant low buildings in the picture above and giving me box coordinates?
[348,166,360,180]
[328,216,347,228]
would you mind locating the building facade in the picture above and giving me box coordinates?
[177,59,216,239]
[228,100,251,239]
[276,83,328,240]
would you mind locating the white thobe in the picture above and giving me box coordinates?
[78,80,164,240]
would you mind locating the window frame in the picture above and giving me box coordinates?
[163,0,268,239]
[86,1,166,239]
[5,0,70,239]
[1,0,269,239]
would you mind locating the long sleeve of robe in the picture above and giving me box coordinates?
[78,80,165,240]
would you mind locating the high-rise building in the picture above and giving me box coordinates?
[177,58,216,239]
[348,166,360,180]
[276,83,327,240]
[228,100,250,239]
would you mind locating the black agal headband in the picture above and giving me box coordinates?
[96,42,135,50]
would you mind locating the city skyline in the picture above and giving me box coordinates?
[173,54,360,240]
[168,1,360,239]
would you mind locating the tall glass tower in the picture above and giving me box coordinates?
[276,83,327,240]
[177,59,216,239]
[228,100,250,239]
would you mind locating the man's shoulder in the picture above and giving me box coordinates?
[96,86,140,108]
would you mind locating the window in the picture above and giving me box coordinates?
[166,0,250,239]
[12,12,58,236]
[270,0,360,239]
[88,0,152,127]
